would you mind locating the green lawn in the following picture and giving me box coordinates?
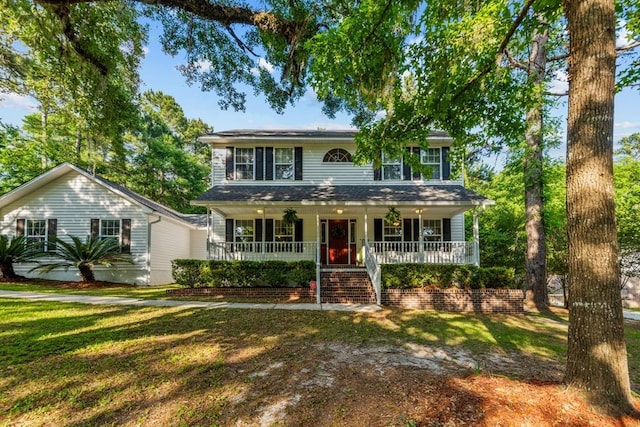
[0,283,638,425]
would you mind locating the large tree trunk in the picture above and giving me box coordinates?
[564,0,636,415]
[524,23,549,310]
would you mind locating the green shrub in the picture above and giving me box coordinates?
[381,264,515,290]
[171,259,316,288]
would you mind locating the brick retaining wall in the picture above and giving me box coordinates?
[382,288,524,314]
[167,287,315,302]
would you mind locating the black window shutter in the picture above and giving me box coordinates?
[16,219,25,237]
[294,147,303,180]
[403,147,412,180]
[226,147,234,180]
[443,218,451,241]
[413,218,420,241]
[225,219,234,242]
[47,219,57,252]
[90,219,100,238]
[254,218,263,242]
[265,219,274,252]
[121,219,131,253]
[442,147,451,180]
[403,218,412,241]
[295,219,303,252]
[412,147,421,180]
[265,147,274,180]
[255,147,264,181]
[374,218,383,241]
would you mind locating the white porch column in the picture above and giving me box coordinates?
[364,208,369,242]
[261,207,266,255]
[473,209,480,266]
[316,209,321,304]
[418,209,424,262]
[207,208,212,260]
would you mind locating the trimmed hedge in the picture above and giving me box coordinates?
[171,259,316,288]
[381,264,516,290]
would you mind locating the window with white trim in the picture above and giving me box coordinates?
[274,219,293,242]
[100,219,120,243]
[383,222,402,241]
[382,153,402,180]
[26,219,47,250]
[421,147,441,179]
[423,219,442,242]
[235,148,254,180]
[323,148,353,162]
[274,148,294,180]
[234,220,254,242]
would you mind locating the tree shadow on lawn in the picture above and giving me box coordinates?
[0,299,637,425]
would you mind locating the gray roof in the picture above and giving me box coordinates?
[88,171,207,227]
[202,129,451,139]
[194,185,488,205]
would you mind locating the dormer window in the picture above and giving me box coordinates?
[323,148,353,163]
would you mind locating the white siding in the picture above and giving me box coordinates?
[0,171,149,284]
[190,229,208,260]
[451,213,465,241]
[149,217,192,285]
[211,141,460,186]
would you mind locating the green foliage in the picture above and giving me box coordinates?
[171,259,316,288]
[381,264,515,290]
[0,235,42,278]
[31,235,132,282]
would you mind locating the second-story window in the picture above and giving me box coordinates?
[235,148,254,180]
[421,148,441,179]
[382,153,402,180]
[275,148,294,180]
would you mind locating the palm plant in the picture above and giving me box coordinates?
[0,235,42,279]
[31,235,132,282]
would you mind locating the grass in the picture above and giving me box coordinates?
[1,282,638,425]
[0,281,179,298]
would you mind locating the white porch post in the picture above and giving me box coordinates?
[261,207,266,256]
[364,208,368,242]
[473,209,480,266]
[418,209,424,263]
[316,209,321,304]
[207,208,212,260]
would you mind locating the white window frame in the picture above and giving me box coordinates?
[234,220,254,243]
[421,147,441,180]
[274,219,294,242]
[383,222,402,241]
[235,148,255,180]
[382,152,402,180]
[26,219,47,250]
[99,219,121,244]
[274,147,294,180]
[423,219,443,242]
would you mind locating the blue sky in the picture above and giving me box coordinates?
[1,20,639,157]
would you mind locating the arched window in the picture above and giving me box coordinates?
[323,148,353,163]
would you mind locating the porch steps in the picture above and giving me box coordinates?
[320,268,377,304]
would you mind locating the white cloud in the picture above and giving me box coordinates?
[614,121,640,129]
[142,46,150,57]
[196,59,212,72]
[548,69,568,94]
[0,92,35,110]
[616,20,634,48]
[258,58,274,73]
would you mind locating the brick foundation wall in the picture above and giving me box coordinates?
[382,289,524,314]
[167,287,315,302]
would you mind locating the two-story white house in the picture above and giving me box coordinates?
[192,129,493,302]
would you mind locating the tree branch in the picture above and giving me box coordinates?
[451,0,535,103]
[504,48,529,71]
[616,41,640,53]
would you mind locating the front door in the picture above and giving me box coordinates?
[328,219,349,264]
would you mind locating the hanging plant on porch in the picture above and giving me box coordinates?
[282,208,299,225]
[384,206,401,226]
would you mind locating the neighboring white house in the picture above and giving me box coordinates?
[192,129,494,301]
[0,163,207,285]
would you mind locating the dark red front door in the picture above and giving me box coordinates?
[328,220,349,264]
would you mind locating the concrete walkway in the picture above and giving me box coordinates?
[0,290,381,313]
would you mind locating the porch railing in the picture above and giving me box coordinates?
[363,240,381,305]
[209,241,318,262]
[208,240,477,265]
[370,241,477,265]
